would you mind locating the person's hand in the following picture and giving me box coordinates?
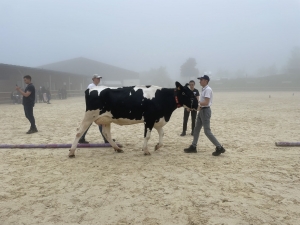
[15,86,21,91]
[186,108,190,112]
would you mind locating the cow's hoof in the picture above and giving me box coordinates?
[155,144,163,151]
[115,149,124,153]
[144,152,151,155]
[69,155,75,158]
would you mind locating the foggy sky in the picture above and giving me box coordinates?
[0,0,300,78]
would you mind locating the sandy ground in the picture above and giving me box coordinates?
[0,91,300,225]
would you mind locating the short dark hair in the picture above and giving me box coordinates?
[23,75,32,80]
[189,80,195,84]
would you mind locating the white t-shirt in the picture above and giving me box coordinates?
[200,85,213,107]
[87,83,97,89]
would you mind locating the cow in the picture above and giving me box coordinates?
[69,81,199,157]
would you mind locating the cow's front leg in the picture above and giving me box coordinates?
[154,126,164,151]
[143,122,154,155]
[69,118,94,158]
[102,123,123,153]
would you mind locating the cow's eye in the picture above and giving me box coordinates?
[182,92,185,95]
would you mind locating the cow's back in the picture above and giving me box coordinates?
[85,86,166,120]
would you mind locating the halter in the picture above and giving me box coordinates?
[174,88,196,110]
[174,89,181,108]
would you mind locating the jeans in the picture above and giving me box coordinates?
[81,124,108,142]
[182,108,197,132]
[192,108,221,147]
[23,104,36,129]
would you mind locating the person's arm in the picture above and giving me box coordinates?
[15,86,31,97]
[199,97,210,107]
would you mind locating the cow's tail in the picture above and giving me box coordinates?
[84,89,90,111]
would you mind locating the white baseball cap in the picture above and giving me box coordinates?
[92,74,102,79]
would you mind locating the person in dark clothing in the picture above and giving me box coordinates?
[180,80,200,136]
[46,87,51,104]
[15,75,38,134]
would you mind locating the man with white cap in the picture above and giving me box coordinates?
[79,74,113,144]
[183,75,225,156]
[87,74,102,88]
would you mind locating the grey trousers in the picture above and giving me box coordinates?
[192,108,221,147]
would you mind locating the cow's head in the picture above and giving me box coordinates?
[175,82,198,110]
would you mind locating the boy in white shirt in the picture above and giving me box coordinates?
[184,75,225,156]
[79,74,114,144]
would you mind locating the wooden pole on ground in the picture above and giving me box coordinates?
[0,143,122,149]
[275,142,300,147]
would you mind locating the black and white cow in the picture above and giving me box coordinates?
[69,82,198,157]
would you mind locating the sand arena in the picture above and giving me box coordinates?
[0,92,299,224]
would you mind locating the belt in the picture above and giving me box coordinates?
[200,107,210,110]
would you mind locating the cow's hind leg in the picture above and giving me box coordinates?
[143,122,155,155]
[102,123,123,153]
[154,126,164,151]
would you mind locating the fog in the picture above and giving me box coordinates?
[0,0,300,79]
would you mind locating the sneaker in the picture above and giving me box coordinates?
[212,146,226,156]
[180,132,186,136]
[26,129,31,134]
[26,128,38,134]
[26,128,31,134]
[184,145,197,153]
[79,138,89,144]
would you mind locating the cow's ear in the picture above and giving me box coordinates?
[175,81,183,90]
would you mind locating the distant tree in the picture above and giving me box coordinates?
[180,58,199,78]
[140,67,173,87]
[286,46,300,76]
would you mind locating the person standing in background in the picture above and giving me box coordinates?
[41,86,47,102]
[180,80,200,136]
[15,75,38,134]
[79,74,115,144]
